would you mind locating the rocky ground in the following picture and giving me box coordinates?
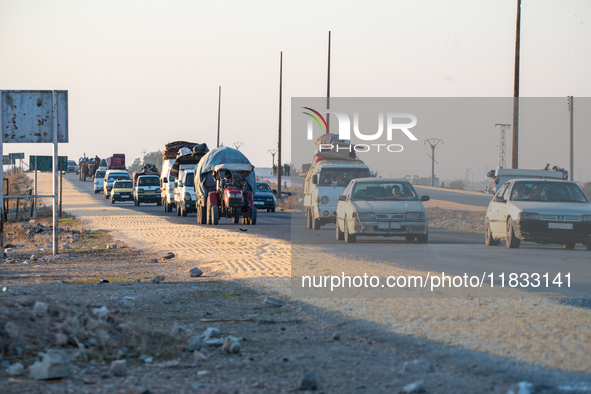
[0,217,575,394]
[426,207,485,231]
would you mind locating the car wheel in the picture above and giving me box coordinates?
[233,215,239,224]
[405,236,415,242]
[336,221,344,241]
[506,219,521,249]
[312,216,321,230]
[485,222,500,246]
[344,221,356,243]
[250,207,257,225]
[210,206,219,225]
[104,193,108,200]
[416,230,428,244]
[156,199,162,206]
[271,208,275,212]
[563,242,576,249]
[111,198,115,204]
[584,242,591,251]
[181,206,187,217]
[306,210,312,229]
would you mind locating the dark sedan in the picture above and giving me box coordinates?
[254,182,277,212]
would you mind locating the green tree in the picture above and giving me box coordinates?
[128,157,142,173]
[143,151,163,172]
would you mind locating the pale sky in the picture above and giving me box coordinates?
[1,0,590,181]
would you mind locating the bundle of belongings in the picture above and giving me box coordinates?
[163,141,209,159]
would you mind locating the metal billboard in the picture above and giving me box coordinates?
[1,90,68,143]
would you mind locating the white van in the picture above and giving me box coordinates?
[93,169,106,194]
[174,169,196,217]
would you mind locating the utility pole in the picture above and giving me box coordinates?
[512,0,521,169]
[267,149,277,174]
[217,86,222,148]
[495,124,510,168]
[326,31,331,134]
[568,96,574,181]
[277,52,283,197]
[424,139,443,187]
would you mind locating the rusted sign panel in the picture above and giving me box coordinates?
[1,90,68,143]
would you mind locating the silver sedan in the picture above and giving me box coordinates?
[335,178,430,243]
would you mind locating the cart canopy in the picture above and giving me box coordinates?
[196,147,256,198]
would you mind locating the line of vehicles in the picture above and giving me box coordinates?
[86,142,277,226]
[80,136,591,250]
[301,134,591,250]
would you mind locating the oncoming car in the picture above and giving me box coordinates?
[485,179,591,249]
[254,182,277,212]
[110,180,134,204]
[335,178,430,243]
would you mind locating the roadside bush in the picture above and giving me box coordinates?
[449,179,465,190]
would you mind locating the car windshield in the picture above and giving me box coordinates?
[351,182,418,201]
[96,171,105,178]
[510,181,589,203]
[114,181,132,189]
[256,183,272,192]
[184,172,195,187]
[138,177,159,186]
[319,168,371,187]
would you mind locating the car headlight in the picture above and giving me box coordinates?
[581,215,591,221]
[156,188,161,193]
[266,198,274,201]
[320,196,329,204]
[184,192,191,201]
[405,212,424,219]
[230,192,242,198]
[137,189,144,193]
[353,212,374,220]
[520,212,540,220]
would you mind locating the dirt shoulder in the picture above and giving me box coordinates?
[0,219,538,394]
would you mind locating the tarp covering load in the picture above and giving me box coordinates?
[169,144,209,181]
[314,132,357,161]
[163,141,209,160]
[196,147,256,198]
[132,163,160,183]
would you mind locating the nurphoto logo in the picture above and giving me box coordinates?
[302,107,418,153]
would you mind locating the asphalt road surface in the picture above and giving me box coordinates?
[414,186,493,207]
[69,174,591,299]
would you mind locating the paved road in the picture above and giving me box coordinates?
[68,174,591,299]
[414,186,493,207]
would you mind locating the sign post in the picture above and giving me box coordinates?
[29,156,67,219]
[0,90,68,258]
